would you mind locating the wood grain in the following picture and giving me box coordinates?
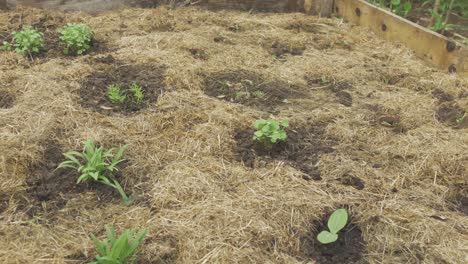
[335,0,467,76]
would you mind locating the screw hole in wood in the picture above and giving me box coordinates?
[355,8,361,16]
[381,23,387,31]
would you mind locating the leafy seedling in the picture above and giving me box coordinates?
[6,26,44,57]
[90,225,147,264]
[107,84,127,104]
[129,82,144,105]
[57,139,132,205]
[252,90,265,98]
[253,118,289,145]
[317,208,348,244]
[456,113,466,125]
[58,23,94,55]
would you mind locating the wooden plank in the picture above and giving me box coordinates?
[304,0,333,17]
[335,0,468,76]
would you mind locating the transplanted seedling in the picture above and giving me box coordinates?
[317,208,348,244]
[107,84,127,104]
[456,113,466,125]
[253,118,289,145]
[129,82,144,105]
[2,26,44,57]
[90,225,147,264]
[58,23,94,55]
[57,139,132,205]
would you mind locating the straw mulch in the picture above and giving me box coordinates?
[0,5,467,264]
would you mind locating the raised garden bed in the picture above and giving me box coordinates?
[0,3,467,264]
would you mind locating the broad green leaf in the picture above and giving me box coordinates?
[328,208,348,234]
[391,0,401,5]
[317,231,338,244]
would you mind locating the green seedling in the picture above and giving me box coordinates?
[90,225,147,264]
[107,84,127,104]
[6,26,44,56]
[129,82,144,105]
[252,90,265,98]
[317,208,348,244]
[253,118,289,144]
[456,113,466,125]
[381,121,400,127]
[234,91,250,100]
[57,139,131,205]
[0,41,12,51]
[58,23,94,55]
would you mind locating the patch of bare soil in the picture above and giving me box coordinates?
[235,123,336,181]
[0,90,15,109]
[432,88,454,102]
[362,104,407,133]
[436,102,467,128]
[0,12,107,60]
[269,40,305,59]
[298,214,367,264]
[204,70,300,112]
[79,64,166,114]
[307,77,353,107]
[339,173,365,190]
[23,142,117,217]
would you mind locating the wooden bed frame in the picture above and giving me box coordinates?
[1,0,466,76]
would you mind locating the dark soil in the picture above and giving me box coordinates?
[0,90,15,109]
[432,88,454,102]
[298,214,367,264]
[307,77,353,107]
[234,123,336,181]
[448,194,468,216]
[269,40,305,59]
[436,103,467,128]
[23,142,117,217]
[188,48,208,60]
[0,14,107,60]
[339,173,365,190]
[204,70,300,112]
[285,22,322,33]
[79,64,166,114]
[0,195,8,214]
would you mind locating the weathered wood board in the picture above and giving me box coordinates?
[335,0,467,76]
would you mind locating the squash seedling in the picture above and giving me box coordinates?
[90,225,147,264]
[58,23,94,55]
[253,118,289,145]
[2,26,44,57]
[317,208,348,244]
[57,139,132,205]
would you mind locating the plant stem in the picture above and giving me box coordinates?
[443,0,456,26]
[429,0,441,27]
[112,179,132,206]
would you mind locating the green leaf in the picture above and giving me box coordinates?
[391,0,401,5]
[327,208,348,234]
[317,231,338,244]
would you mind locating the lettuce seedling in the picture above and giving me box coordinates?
[253,118,289,144]
[7,26,44,56]
[90,225,147,264]
[58,23,94,55]
[57,139,131,205]
[317,208,348,244]
[129,82,144,105]
[107,84,127,104]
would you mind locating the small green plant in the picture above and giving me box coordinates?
[107,84,127,104]
[456,113,466,125]
[129,82,144,105]
[90,225,147,264]
[4,26,44,56]
[57,139,131,205]
[0,41,12,51]
[391,0,412,17]
[252,90,265,98]
[253,118,289,144]
[317,208,348,244]
[58,23,94,55]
